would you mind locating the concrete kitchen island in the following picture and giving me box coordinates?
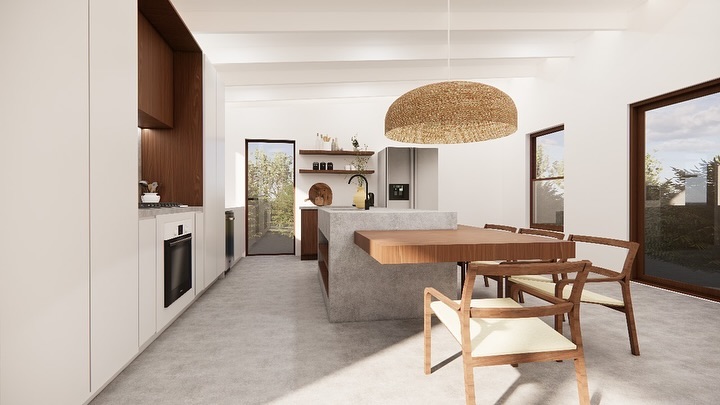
[317,207,457,322]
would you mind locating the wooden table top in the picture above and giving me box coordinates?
[354,225,575,264]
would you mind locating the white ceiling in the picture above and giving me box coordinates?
[170,0,648,102]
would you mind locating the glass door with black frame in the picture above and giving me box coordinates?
[246,140,296,255]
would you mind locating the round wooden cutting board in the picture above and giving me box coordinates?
[308,183,333,206]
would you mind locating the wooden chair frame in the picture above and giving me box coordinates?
[425,261,593,405]
[464,224,519,295]
[509,234,641,355]
[470,227,565,297]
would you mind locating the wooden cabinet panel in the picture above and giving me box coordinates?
[140,52,203,206]
[301,208,318,260]
[138,12,173,128]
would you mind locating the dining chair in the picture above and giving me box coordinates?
[469,227,564,297]
[508,234,641,355]
[424,260,593,405]
[463,224,518,296]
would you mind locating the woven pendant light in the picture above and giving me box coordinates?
[384,81,518,144]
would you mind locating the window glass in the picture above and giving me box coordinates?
[643,92,720,288]
[531,126,564,231]
[533,179,564,226]
[535,130,564,179]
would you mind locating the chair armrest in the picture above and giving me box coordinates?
[588,266,623,280]
[470,302,572,319]
[424,287,460,311]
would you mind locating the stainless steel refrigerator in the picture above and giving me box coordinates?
[376,147,438,210]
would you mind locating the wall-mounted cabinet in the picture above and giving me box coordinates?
[138,0,204,206]
[138,13,173,128]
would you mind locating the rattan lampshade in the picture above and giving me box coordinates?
[384,81,518,144]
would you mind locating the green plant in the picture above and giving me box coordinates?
[349,135,370,186]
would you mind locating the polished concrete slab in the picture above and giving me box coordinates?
[90,255,720,405]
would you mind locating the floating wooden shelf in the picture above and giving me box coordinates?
[299,169,375,174]
[299,149,374,156]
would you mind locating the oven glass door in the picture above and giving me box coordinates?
[164,233,192,308]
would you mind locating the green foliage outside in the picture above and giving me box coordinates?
[644,153,720,271]
[248,148,295,238]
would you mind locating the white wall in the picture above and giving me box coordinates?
[225,81,535,257]
[226,97,394,255]
[523,0,720,239]
[225,0,720,246]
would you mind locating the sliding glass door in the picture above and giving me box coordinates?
[631,78,720,301]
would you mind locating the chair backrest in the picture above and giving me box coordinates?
[518,227,565,240]
[484,223,517,233]
[462,260,593,321]
[568,234,639,280]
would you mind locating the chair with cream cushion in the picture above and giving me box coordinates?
[424,260,593,405]
[508,234,641,355]
[469,227,564,297]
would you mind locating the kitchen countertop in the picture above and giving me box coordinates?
[138,206,203,219]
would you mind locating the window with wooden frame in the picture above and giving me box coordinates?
[530,125,565,231]
[629,77,720,301]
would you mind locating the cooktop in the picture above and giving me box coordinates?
[139,202,189,209]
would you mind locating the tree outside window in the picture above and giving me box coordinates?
[531,125,564,231]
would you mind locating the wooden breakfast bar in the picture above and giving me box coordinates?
[354,224,576,264]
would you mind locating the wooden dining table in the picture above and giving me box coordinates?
[354,224,575,264]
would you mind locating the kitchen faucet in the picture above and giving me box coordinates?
[348,174,370,210]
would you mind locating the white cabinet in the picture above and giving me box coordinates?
[195,212,206,292]
[89,0,139,392]
[1,1,134,403]
[203,56,226,285]
[139,218,157,347]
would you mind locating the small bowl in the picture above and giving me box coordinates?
[141,193,160,203]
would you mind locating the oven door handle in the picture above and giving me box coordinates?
[167,233,192,246]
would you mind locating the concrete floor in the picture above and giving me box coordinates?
[90,256,720,405]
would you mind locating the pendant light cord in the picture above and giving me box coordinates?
[447,0,450,79]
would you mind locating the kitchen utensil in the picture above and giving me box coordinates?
[308,183,332,206]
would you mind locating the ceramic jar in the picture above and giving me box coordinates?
[353,186,366,209]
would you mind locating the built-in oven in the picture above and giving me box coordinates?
[163,219,193,308]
